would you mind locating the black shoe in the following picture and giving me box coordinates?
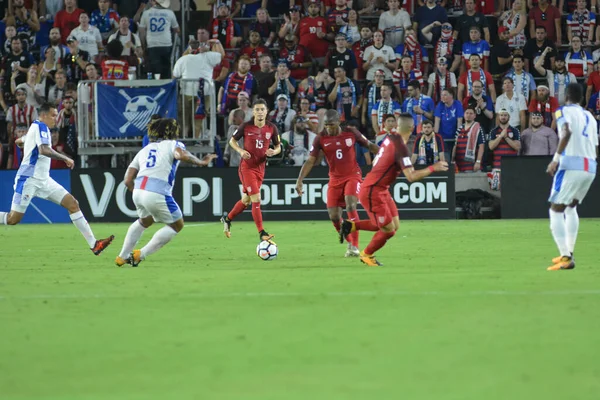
[339,220,352,244]
[259,230,275,242]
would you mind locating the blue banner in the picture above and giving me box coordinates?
[0,170,72,223]
[95,80,178,138]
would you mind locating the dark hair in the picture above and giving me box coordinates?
[253,98,268,108]
[512,54,524,62]
[383,114,396,121]
[469,26,481,33]
[148,118,180,141]
[408,80,421,90]
[398,112,414,120]
[421,119,433,126]
[535,25,546,31]
[11,36,20,43]
[469,53,482,59]
[39,103,56,115]
[503,76,514,85]
[566,82,583,104]
[106,39,124,58]
[15,123,28,129]
[464,106,477,113]
[380,83,393,90]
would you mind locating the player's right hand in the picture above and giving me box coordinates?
[295,181,303,196]
[433,161,449,172]
[65,158,75,169]
[240,150,251,159]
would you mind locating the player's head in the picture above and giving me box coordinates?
[383,114,396,131]
[38,103,58,128]
[148,118,180,141]
[397,112,414,135]
[565,82,583,105]
[252,98,269,122]
[323,109,341,135]
[421,119,433,136]
[464,107,476,123]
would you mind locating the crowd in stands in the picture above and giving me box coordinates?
[2,0,600,179]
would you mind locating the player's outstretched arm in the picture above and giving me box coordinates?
[403,161,449,183]
[174,147,218,167]
[296,155,317,196]
[39,144,74,169]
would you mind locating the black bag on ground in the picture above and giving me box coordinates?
[456,189,501,219]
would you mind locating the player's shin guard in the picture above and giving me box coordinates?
[227,200,247,221]
[0,212,7,225]
[364,230,396,255]
[355,220,379,231]
[251,202,264,232]
[70,211,97,248]
[564,206,579,255]
[549,209,570,257]
[346,210,359,247]
[119,220,147,259]
[140,226,178,260]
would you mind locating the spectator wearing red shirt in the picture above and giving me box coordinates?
[50,128,69,169]
[211,4,242,49]
[298,0,330,62]
[458,54,496,102]
[239,30,269,72]
[474,0,495,15]
[100,39,129,80]
[6,123,28,170]
[528,84,558,129]
[326,0,351,37]
[352,26,373,81]
[54,0,84,44]
[487,109,521,170]
[586,59,600,104]
[279,34,313,81]
[528,0,562,45]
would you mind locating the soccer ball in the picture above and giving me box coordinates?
[125,95,159,114]
[256,240,278,261]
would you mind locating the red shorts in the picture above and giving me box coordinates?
[327,177,362,208]
[239,168,264,195]
[359,185,398,228]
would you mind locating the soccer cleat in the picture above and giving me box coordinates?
[359,250,383,267]
[547,256,575,271]
[130,249,143,267]
[115,256,130,267]
[91,235,115,255]
[259,230,275,242]
[345,244,360,257]
[220,214,232,238]
[339,219,354,244]
[552,253,573,264]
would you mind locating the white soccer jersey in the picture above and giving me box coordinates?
[556,105,598,162]
[139,7,179,48]
[16,121,52,179]
[129,140,185,195]
[69,26,102,57]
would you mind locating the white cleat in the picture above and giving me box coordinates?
[345,245,360,257]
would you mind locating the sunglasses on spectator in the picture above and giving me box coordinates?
[442,24,452,30]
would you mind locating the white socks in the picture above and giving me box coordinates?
[118,220,147,259]
[549,209,570,257]
[140,226,178,260]
[70,211,97,248]
[0,212,7,225]
[564,206,579,255]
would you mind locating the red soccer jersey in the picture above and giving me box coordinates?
[280,45,311,80]
[309,127,370,181]
[352,39,372,81]
[54,8,84,44]
[101,59,129,80]
[362,134,412,189]
[239,45,269,72]
[298,17,330,59]
[233,120,280,171]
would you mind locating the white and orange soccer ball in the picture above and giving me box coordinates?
[256,240,278,261]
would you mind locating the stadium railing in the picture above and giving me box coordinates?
[76,78,217,168]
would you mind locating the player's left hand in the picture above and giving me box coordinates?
[65,158,75,169]
[295,181,303,195]
[546,161,558,176]
[266,148,278,157]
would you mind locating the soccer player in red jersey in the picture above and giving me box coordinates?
[295,110,379,257]
[221,99,281,242]
[339,113,448,266]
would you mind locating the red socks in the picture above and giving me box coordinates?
[346,210,359,247]
[355,220,379,231]
[227,200,247,220]
[364,230,395,255]
[251,202,264,232]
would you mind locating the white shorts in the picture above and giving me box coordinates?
[11,176,69,213]
[132,189,182,224]
[548,170,596,205]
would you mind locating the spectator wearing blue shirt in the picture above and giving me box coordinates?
[413,0,448,44]
[434,89,464,140]
[402,80,435,133]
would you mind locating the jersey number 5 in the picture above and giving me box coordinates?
[146,149,157,167]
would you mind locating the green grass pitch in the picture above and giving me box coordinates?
[1,219,600,400]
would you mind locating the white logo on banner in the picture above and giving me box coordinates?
[119,88,165,133]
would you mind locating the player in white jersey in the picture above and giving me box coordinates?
[546,83,598,271]
[0,103,115,255]
[116,118,216,267]
[138,0,180,79]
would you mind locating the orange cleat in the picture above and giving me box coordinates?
[547,256,575,271]
[130,249,143,267]
[359,251,383,267]
[91,235,115,255]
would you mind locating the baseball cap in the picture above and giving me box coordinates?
[441,23,452,31]
[277,58,290,68]
[289,5,300,12]
[277,94,289,101]
[498,108,510,114]
[66,35,77,43]
[335,33,347,40]
[531,111,543,117]
[296,116,307,123]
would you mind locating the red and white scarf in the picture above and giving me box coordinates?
[434,29,455,64]
[404,34,423,71]
[434,70,451,103]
